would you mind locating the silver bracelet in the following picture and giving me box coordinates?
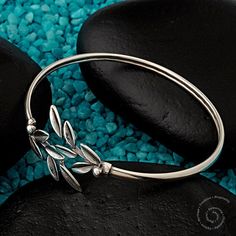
[25,53,225,192]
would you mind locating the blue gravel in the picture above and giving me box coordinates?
[0,0,235,205]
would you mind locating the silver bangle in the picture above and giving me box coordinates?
[25,53,225,192]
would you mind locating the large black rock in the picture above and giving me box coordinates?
[77,0,236,167]
[0,162,235,235]
[0,37,51,174]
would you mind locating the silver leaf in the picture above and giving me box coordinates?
[45,145,64,160]
[93,166,102,177]
[47,156,59,181]
[73,146,84,158]
[50,105,62,137]
[80,143,101,165]
[55,145,77,158]
[60,164,82,192]
[29,136,43,159]
[72,162,93,174]
[33,129,49,143]
[63,121,76,147]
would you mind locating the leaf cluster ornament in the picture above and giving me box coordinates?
[27,105,112,192]
[72,144,104,177]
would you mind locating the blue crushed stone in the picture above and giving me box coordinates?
[0,0,235,206]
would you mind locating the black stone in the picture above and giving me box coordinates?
[0,162,235,235]
[0,37,51,174]
[77,0,236,167]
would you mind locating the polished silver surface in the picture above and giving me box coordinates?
[47,155,59,181]
[25,53,225,190]
[60,163,82,192]
[49,105,62,137]
[63,120,76,148]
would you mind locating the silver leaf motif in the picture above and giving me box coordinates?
[72,162,93,174]
[47,156,59,181]
[45,145,64,160]
[55,145,77,158]
[93,166,103,177]
[63,121,76,147]
[60,164,82,192]
[29,136,43,159]
[50,105,62,137]
[73,146,84,158]
[33,129,49,143]
[80,143,101,165]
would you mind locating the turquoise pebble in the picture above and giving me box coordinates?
[85,132,97,145]
[26,32,37,41]
[78,120,86,130]
[228,169,236,178]
[55,0,66,6]
[85,120,95,132]
[71,19,82,25]
[0,0,7,4]
[25,12,34,23]
[55,97,66,106]
[173,153,184,163]
[71,9,85,18]
[30,4,40,10]
[111,146,126,156]
[41,4,50,12]
[14,6,25,17]
[18,165,27,177]
[62,108,71,120]
[139,143,156,152]
[125,143,138,153]
[77,105,91,120]
[91,101,103,112]
[73,81,87,93]
[97,136,109,148]
[93,115,106,127]
[85,91,96,102]
[158,153,173,162]
[136,151,147,159]
[19,180,28,187]
[7,13,18,24]
[106,112,115,122]
[126,127,134,136]
[26,166,34,181]
[147,152,157,161]
[106,122,117,134]
[7,168,19,180]
[34,165,44,179]
[127,153,137,162]
[141,134,151,142]
[62,83,75,94]
[52,48,63,58]
[78,131,86,139]
[44,163,49,175]
[201,172,216,178]
[158,145,168,153]
[28,46,40,57]
[71,93,81,105]
[0,181,12,192]
[11,178,20,189]
[77,0,86,6]
[46,30,55,40]
[59,16,69,26]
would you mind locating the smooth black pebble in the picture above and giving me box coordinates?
[77,0,236,167]
[0,162,235,235]
[0,37,51,174]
